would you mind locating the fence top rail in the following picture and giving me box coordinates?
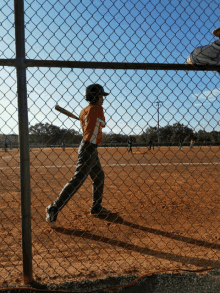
[0,58,219,71]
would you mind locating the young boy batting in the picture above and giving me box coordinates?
[46,84,111,227]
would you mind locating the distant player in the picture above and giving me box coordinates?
[46,84,111,227]
[187,27,220,75]
[190,139,194,148]
[148,139,154,150]
[179,138,184,149]
[62,141,65,151]
[127,136,133,153]
[4,138,7,152]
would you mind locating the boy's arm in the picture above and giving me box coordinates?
[97,118,106,127]
[97,107,106,128]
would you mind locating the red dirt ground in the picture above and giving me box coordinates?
[1,146,220,287]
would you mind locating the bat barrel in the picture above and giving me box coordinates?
[55,105,79,120]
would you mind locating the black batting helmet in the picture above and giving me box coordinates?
[84,84,109,105]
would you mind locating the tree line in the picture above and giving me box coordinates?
[29,123,82,146]
[29,122,220,146]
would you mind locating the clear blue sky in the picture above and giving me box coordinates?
[0,0,220,136]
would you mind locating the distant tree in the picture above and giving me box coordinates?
[29,123,82,146]
[170,122,194,144]
[159,125,174,143]
[140,126,158,144]
[29,123,49,144]
[209,130,220,144]
[196,129,211,144]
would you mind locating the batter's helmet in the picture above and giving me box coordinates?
[213,27,220,38]
[84,84,109,105]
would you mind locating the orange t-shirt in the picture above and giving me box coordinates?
[79,104,106,145]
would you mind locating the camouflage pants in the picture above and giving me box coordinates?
[54,140,104,211]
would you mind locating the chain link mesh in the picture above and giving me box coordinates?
[0,66,22,286]
[1,0,220,288]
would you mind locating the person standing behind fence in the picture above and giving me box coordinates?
[127,136,133,153]
[46,84,112,227]
[187,27,220,75]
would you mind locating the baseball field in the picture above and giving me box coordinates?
[0,146,220,286]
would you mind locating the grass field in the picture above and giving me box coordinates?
[0,146,220,286]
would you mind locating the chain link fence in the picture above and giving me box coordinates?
[1,0,220,289]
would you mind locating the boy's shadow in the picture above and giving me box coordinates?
[55,213,220,251]
[54,213,220,268]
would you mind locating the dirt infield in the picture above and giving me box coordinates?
[1,146,220,287]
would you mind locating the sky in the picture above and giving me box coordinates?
[0,0,220,136]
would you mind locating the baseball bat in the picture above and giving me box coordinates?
[55,105,79,120]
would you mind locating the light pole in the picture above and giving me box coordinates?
[155,100,162,146]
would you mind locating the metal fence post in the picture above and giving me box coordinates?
[14,0,33,284]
